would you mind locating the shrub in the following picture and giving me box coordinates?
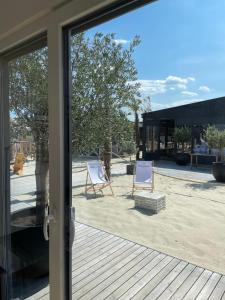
[205,125,225,160]
[119,140,136,155]
[174,126,192,152]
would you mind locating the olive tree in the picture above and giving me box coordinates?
[205,125,225,160]
[9,48,48,224]
[9,31,141,226]
[174,126,192,152]
[71,32,141,178]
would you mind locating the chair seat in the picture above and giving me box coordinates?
[86,160,114,196]
[93,177,107,184]
[135,180,152,184]
[132,161,154,196]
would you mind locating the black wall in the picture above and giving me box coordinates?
[143,97,225,126]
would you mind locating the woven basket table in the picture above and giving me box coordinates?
[134,191,166,214]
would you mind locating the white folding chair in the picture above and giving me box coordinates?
[85,160,114,197]
[132,161,154,196]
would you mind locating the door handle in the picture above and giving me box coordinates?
[43,214,54,241]
[43,207,75,244]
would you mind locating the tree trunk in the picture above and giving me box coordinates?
[34,138,49,225]
[220,148,224,162]
[135,111,140,160]
[103,108,112,180]
[135,111,140,147]
[182,142,185,153]
[103,138,112,180]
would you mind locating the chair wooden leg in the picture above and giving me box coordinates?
[85,172,88,197]
[132,185,135,198]
[92,185,97,198]
[109,184,114,196]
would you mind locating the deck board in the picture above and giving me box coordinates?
[73,244,145,299]
[208,276,225,300]
[182,269,213,299]
[157,263,196,300]
[25,222,225,300]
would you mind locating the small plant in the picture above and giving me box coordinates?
[119,140,136,156]
[174,126,192,153]
[205,125,225,161]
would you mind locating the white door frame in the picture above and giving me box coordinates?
[47,16,69,300]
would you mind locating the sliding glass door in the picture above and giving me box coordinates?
[0,1,156,299]
[9,46,50,299]
[0,33,73,299]
[0,40,51,300]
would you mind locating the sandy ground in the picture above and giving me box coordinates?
[73,160,225,275]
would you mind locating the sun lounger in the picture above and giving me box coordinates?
[85,160,114,197]
[132,160,154,196]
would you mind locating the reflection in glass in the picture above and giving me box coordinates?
[146,125,158,153]
[9,48,49,299]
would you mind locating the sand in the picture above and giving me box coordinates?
[72,160,225,275]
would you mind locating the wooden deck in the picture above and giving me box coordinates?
[26,222,225,300]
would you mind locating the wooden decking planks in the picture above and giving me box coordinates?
[26,222,225,300]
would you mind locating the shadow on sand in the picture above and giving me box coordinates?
[186,180,225,191]
[128,207,156,216]
[155,160,212,175]
[79,192,105,200]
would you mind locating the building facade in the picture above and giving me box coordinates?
[142,97,225,160]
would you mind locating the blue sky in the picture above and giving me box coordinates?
[87,0,225,111]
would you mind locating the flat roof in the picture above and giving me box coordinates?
[142,96,225,126]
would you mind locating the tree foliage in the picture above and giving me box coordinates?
[71,32,140,156]
[174,126,192,152]
[205,125,225,160]
[9,48,48,139]
[9,31,141,209]
[9,48,49,223]
[10,118,31,141]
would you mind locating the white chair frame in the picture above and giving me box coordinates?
[85,160,114,197]
[132,160,154,197]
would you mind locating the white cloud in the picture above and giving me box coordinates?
[113,39,130,45]
[187,77,196,82]
[165,75,194,85]
[198,85,211,93]
[129,75,196,95]
[176,84,187,90]
[181,91,198,97]
[134,79,167,95]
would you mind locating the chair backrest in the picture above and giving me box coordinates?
[87,161,107,184]
[134,161,153,183]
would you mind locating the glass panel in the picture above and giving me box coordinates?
[160,126,166,150]
[67,1,225,297]
[13,0,220,298]
[9,47,49,299]
[146,125,157,152]
[70,26,142,299]
[159,120,175,158]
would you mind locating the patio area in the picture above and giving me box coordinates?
[26,222,225,300]
[11,158,225,276]
[10,158,225,299]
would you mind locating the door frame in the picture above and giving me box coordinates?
[0,56,11,300]
[0,30,72,300]
[0,34,51,300]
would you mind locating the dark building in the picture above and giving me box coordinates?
[142,96,225,160]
